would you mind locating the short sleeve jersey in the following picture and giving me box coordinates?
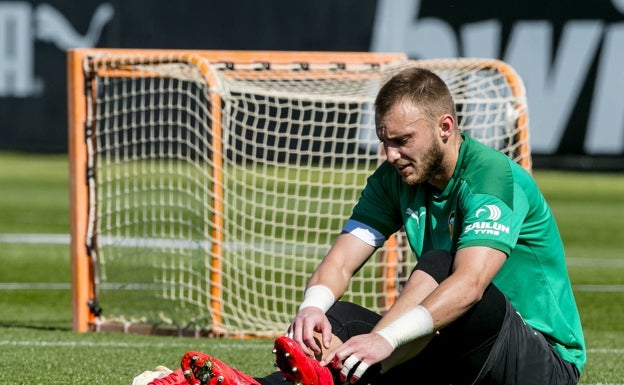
[349,134,586,373]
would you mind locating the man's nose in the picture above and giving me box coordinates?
[385,146,400,162]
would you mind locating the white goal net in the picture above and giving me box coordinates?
[68,50,530,336]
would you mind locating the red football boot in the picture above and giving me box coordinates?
[272,336,333,385]
[180,351,261,385]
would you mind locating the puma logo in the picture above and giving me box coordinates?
[34,2,114,49]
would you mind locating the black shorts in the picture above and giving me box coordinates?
[472,299,580,385]
[358,298,579,385]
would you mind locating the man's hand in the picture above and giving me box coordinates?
[320,332,393,383]
[288,306,333,357]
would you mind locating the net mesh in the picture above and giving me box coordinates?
[82,54,530,336]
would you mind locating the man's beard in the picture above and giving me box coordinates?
[403,141,445,185]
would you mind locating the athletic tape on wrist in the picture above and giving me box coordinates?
[375,305,434,349]
[298,285,335,313]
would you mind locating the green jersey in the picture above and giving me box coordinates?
[349,134,586,373]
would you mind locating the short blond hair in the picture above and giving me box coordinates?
[375,67,457,127]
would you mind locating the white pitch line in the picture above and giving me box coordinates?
[0,283,70,290]
[1,233,623,267]
[1,282,624,293]
[0,340,271,349]
[587,348,624,354]
[573,285,624,292]
[1,232,623,292]
[0,233,327,254]
[0,340,620,353]
[0,233,69,244]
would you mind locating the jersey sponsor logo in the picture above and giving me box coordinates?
[475,204,502,220]
[464,221,510,236]
[466,204,508,235]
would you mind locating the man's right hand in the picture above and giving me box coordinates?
[288,306,333,358]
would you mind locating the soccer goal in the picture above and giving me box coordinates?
[68,49,531,337]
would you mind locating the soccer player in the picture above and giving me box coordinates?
[138,67,585,385]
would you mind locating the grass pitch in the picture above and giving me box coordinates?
[0,151,622,384]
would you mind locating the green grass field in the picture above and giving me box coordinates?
[0,151,622,385]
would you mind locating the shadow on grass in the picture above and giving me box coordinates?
[0,320,72,332]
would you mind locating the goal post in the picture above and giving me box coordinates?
[67,49,530,336]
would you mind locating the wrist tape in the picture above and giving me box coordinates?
[375,305,434,349]
[298,285,335,313]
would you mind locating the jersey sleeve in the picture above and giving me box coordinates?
[455,167,528,255]
[349,162,404,238]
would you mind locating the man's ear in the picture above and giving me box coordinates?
[439,114,455,139]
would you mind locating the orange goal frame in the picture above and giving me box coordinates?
[68,50,530,335]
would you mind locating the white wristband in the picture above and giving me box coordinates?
[298,285,335,313]
[375,305,434,349]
